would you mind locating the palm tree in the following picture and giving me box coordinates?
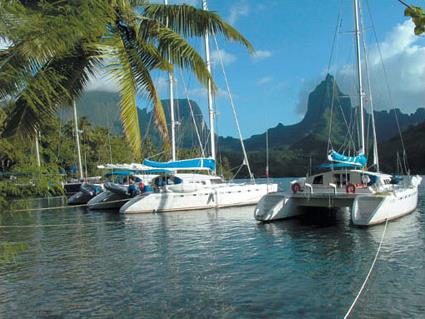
[0,0,252,159]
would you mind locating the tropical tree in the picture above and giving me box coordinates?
[399,1,425,34]
[0,0,252,159]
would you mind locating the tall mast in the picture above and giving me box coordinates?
[73,100,84,180]
[202,0,216,170]
[164,0,176,161]
[354,0,365,155]
[35,130,41,167]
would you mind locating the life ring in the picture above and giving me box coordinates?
[346,183,356,194]
[291,183,301,193]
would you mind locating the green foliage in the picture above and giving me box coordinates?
[0,109,140,205]
[405,5,425,35]
[0,0,252,159]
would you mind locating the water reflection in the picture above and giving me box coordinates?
[0,178,424,318]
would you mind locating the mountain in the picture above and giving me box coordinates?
[220,74,425,152]
[60,92,209,149]
[379,121,425,174]
[61,78,425,176]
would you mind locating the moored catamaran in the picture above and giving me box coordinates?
[254,0,422,226]
[119,0,278,214]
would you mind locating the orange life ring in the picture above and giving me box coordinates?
[291,183,301,193]
[346,183,356,194]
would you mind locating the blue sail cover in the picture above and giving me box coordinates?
[143,158,216,171]
[327,150,367,167]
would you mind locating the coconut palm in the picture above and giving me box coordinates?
[0,0,252,159]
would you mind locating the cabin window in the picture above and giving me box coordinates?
[342,174,350,185]
[313,175,323,185]
[332,174,341,185]
[332,173,350,186]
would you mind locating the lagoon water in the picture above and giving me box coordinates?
[0,178,424,318]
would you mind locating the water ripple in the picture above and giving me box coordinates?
[0,178,424,318]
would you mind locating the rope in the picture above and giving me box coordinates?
[343,218,388,319]
[10,197,132,213]
[178,67,206,157]
[0,221,136,229]
[212,32,254,182]
[365,0,409,172]
[12,195,66,202]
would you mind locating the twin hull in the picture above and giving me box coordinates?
[121,183,278,214]
[254,186,419,226]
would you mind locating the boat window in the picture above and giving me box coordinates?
[332,174,341,185]
[341,174,350,185]
[313,175,323,184]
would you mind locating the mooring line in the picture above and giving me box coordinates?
[343,218,389,319]
[12,195,66,202]
[0,220,144,228]
[10,198,131,213]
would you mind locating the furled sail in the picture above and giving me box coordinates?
[327,150,367,167]
[143,158,216,171]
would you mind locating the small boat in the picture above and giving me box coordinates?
[254,0,422,226]
[87,169,156,210]
[67,182,103,205]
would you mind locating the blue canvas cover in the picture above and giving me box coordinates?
[143,158,216,171]
[327,150,367,167]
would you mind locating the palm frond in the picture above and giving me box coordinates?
[137,17,214,91]
[142,4,254,52]
[2,45,101,138]
[107,36,143,159]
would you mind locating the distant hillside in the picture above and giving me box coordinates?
[379,121,425,174]
[61,80,425,176]
[60,92,209,149]
[220,74,425,152]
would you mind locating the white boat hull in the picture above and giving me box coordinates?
[255,177,421,226]
[120,183,278,214]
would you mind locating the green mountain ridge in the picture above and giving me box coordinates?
[64,75,425,176]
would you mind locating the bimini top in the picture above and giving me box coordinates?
[143,158,216,171]
[327,150,367,168]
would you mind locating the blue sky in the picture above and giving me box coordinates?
[87,0,425,138]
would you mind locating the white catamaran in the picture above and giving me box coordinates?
[119,0,278,214]
[254,0,422,226]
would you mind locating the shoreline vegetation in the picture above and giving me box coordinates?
[0,0,252,206]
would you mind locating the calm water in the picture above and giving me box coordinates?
[0,178,424,318]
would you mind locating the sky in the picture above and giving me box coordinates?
[3,0,424,139]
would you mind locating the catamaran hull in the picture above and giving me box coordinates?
[352,187,419,225]
[255,185,420,226]
[120,183,278,214]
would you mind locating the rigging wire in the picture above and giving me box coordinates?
[212,32,254,181]
[365,0,409,173]
[178,67,206,157]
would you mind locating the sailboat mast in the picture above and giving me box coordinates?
[73,100,84,180]
[164,0,177,161]
[354,0,365,155]
[202,0,216,169]
[35,130,41,167]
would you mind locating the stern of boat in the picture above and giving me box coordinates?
[254,192,300,221]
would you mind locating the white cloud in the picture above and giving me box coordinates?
[211,49,236,66]
[188,87,229,99]
[228,1,250,25]
[86,71,119,92]
[257,76,272,85]
[252,50,272,60]
[337,20,425,112]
